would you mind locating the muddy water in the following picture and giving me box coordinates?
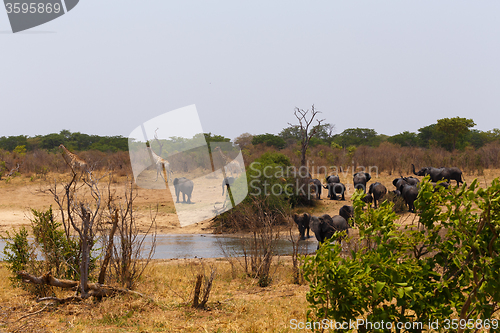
[0,234,318,260]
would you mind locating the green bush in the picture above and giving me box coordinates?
[2,227,51,296]
[303,177,500,332]
[2,227,31,285]
[31,207,81,280]
[212,152,293,232]
[2,207,98,296]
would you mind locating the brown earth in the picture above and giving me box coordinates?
[0,169,498,236]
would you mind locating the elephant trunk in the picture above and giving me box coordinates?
[412,164,417,176]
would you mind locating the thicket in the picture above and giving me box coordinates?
[303,177,500,332]
[212,152,301,233]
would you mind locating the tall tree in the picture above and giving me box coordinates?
[333,128,378,147]
[290,105,324,168]
[234,132,253,150]
[251,133,286,149]
[436,117,475,150]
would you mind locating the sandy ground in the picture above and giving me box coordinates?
[0,169,498,236]
[0,171,215,235]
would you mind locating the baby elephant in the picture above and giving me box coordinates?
[309,179,323,200]
[173,177,194,204]
[293,213,311,240]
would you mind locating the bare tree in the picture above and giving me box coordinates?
[108,181,157,289]
[289,105,324,169]
[22,154,155,301]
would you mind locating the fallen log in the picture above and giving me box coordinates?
[17,271,144,301]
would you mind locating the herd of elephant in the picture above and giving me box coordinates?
[295,164,465,248]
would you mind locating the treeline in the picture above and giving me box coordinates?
[238,141,500,177]
[0,130,128,153]
[241,117,500,152]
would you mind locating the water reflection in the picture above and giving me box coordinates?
[0,234,318,260]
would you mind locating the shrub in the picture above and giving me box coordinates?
[304,178,500,331]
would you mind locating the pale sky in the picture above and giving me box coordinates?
[1,1,500,141]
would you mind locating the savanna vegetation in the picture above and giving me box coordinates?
[2,109,500,332]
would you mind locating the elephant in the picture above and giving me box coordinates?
[392,177,406,190]
[353,172,371,193]
[393,176,419,189]
[412,164,463,185]
[390,189,401,196]
[368,182,387,208]
[325,175,340,184]
[293,213,311,240]
[323,182,346,200]
[431,181,450,191]
[397,183,419,213]
[339,205,354,226]
[173,177,194,204]
[310,214,349,249]
[403,176,420,186]
[361,193,373,205]
[308,179,323,200]
[222,177,235,196]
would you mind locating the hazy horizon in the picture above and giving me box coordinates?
[2,1,499,141]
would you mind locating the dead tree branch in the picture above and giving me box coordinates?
[17,271,144,300]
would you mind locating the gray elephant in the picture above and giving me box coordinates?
[293,213,311,240]
[403,176,420,186]
[173,177,194,204]
[353,172,371,193]
[431,181,450,191]
[368,182,387,208]
[323,175,344,200]
[308,179,323,200]
[339,205,354,226]
[397,183,419,213]
[325,175,340,183]
[393,176,419,189]
[310,214,349,249]
[323,182,346,200]
[412,164,463,185]
[222,177,235,195]
[361,193,373,205]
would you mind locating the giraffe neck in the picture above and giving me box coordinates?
[148,147,166,164]
[218,149,231,164]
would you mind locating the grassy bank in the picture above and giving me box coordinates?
[0,257,310,332]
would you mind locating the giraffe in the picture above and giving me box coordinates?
[146,146,173,183]
[59,144,88,173]
[214,146,242,176]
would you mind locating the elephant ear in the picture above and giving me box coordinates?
[292,214,298,225]
[365,173,372,181]
[310,216,322,242]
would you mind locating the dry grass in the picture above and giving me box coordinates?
[0,258,310,333]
